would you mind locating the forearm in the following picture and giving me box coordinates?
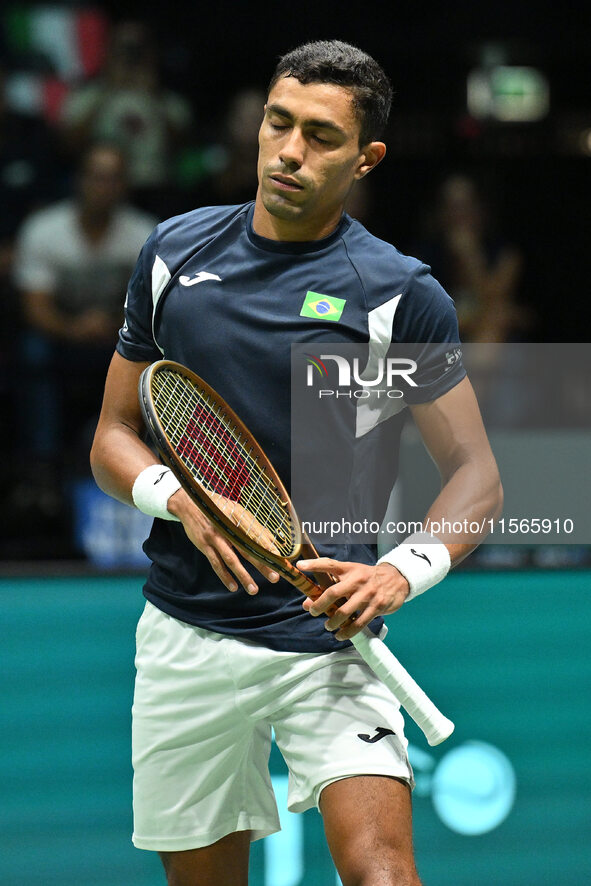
[90,420,160,506]
[422,454,503,566]
[408,377,503,568]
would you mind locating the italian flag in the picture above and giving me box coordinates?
[3,5,108,121]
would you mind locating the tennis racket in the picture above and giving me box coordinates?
[138,359,454,745]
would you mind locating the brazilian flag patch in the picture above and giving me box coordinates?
[300,291,346,322]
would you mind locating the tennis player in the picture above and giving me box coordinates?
[91,40,502,886]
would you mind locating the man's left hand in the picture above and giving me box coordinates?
[297,558,410,640]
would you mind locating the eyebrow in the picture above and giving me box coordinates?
[266,103,347,138]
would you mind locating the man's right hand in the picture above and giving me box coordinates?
[167,487,280,595]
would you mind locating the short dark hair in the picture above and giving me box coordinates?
[267,40,393,145]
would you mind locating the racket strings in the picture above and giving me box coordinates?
[181,388,293,549]
[181,400,250,500]
[155,372,283,531]
[152,371,296,554]
[159,374,274,504]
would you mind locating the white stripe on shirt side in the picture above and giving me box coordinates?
[355,294,405,438]
[151,254,171,355]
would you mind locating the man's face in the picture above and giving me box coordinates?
[256,77,372,238]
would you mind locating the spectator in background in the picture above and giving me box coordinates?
[415,174,529,342]
[11,142,155,538]
[0,64,63,351]
[60,21,193,218]
[0,63,66,540]
[413,173,539,434]
[188,88,265,209]
[211,88,264,204]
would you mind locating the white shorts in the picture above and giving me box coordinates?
[132,601,413,852]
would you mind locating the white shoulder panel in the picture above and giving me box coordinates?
[151,254,171,354]
[355,294,405,438]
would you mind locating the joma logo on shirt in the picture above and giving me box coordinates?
[179,271,222,286]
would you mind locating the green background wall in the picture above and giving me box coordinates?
[2,570,589,885]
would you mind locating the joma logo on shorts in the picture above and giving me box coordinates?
[357,727,396,744]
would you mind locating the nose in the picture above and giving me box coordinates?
[278,128,305,168]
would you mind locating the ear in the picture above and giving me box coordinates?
[354,141,386,180]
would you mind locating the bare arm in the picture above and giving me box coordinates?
[410,375,503,564]
[300,376,502,638]
[90,352,280,592]
[90,352,157,502]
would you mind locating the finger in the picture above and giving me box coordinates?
[302,596,320,612]
[205,539,260,595]
[323,588,372,632]
[240,549,281,584]
[334,605,379,640]
[297,557,343,574]
[305,584,348,617]
[335,620,362,641]
[203,547,240,593]
[305,590,335,616]
[197,526,280,592]
[324,597,362,632]
[184,511,266,595]
[213,532,283,590]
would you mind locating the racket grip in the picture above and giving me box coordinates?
[352,628,454,746]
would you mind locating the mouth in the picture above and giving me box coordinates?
[269,173,304,192]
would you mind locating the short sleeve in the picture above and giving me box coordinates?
[395,264,466,404]
[116,230,163,363]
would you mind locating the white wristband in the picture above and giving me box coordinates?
[131,465,182,521]
[377,531,451,601]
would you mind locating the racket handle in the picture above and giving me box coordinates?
[352,627,454,746]
[289,557,453,744]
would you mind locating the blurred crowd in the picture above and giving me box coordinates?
[0,17,278,559]
[0,15,583,565]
